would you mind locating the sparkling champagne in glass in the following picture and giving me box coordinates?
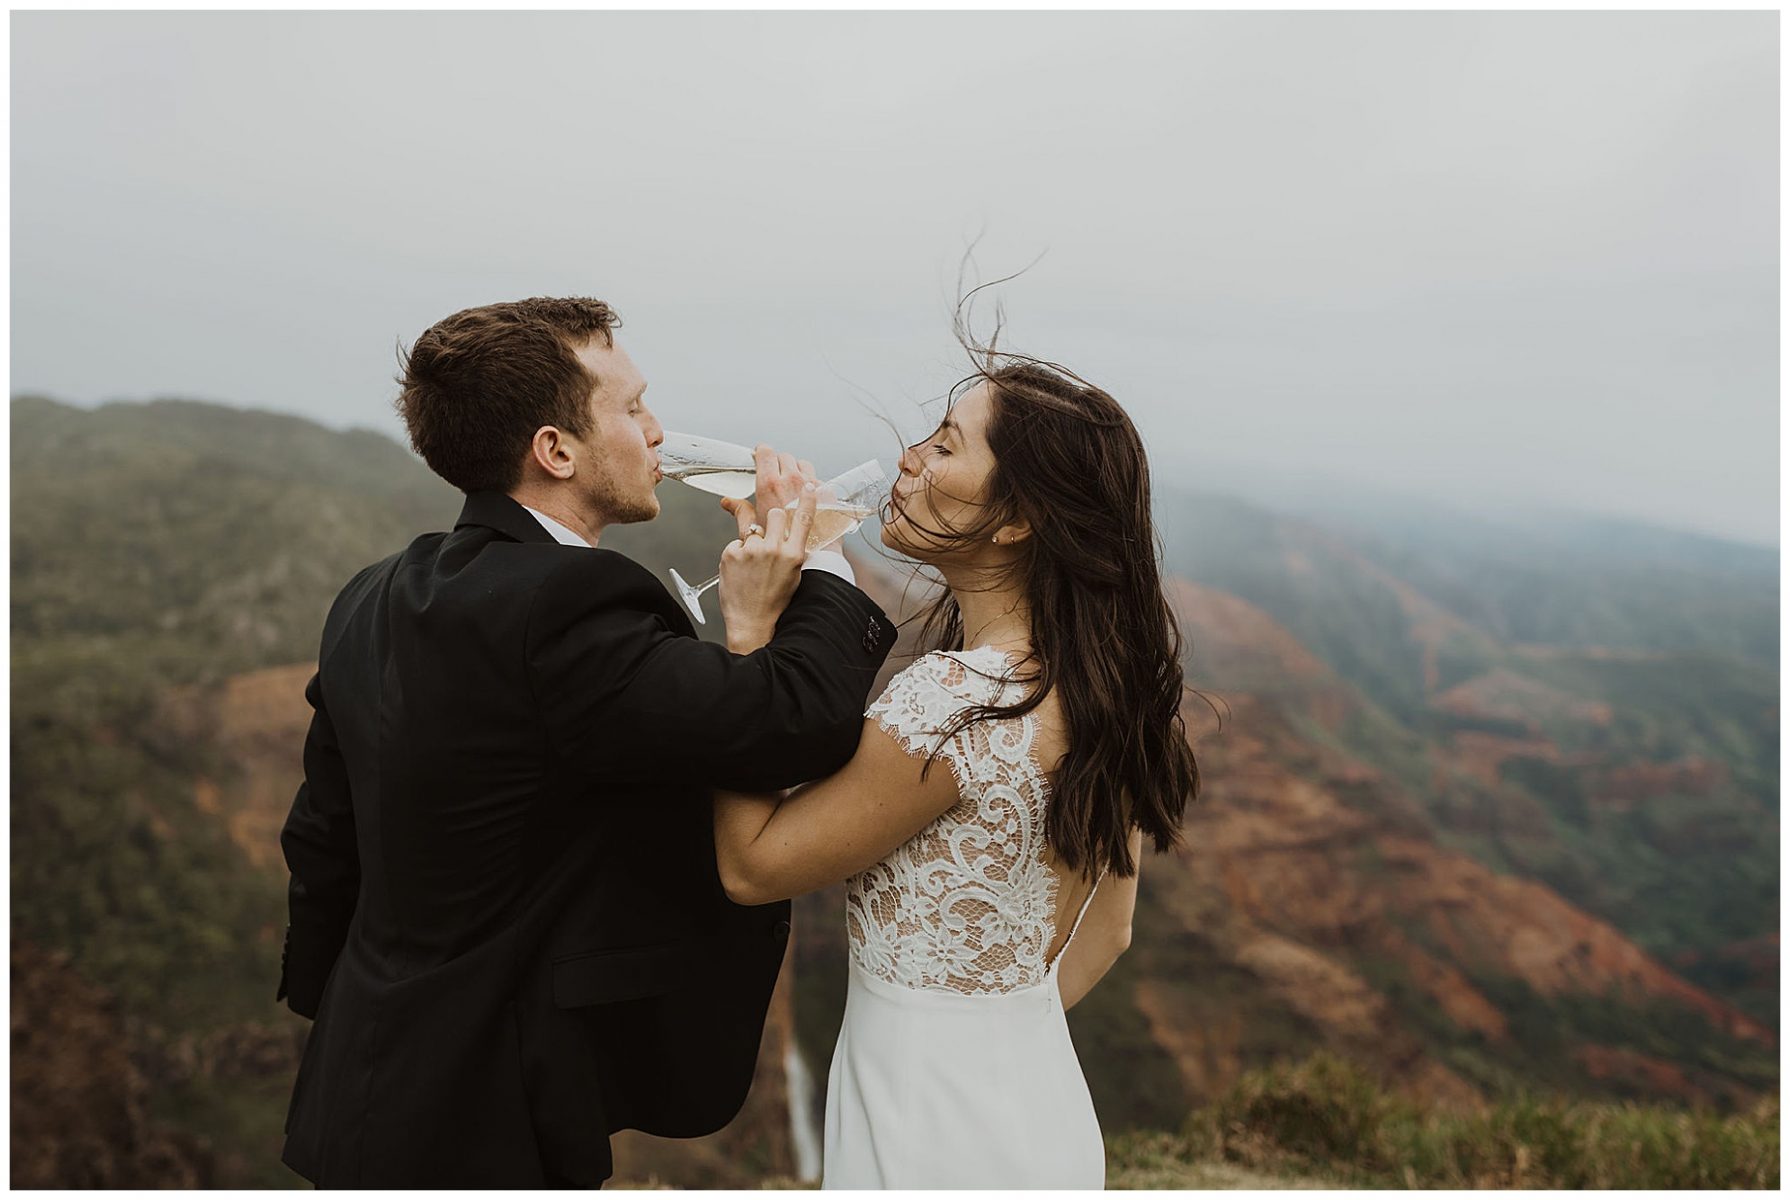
[655,431,760,500]
[669,459,887,626]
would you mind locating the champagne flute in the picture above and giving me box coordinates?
[669,459,887,626]
[656,431,760,500]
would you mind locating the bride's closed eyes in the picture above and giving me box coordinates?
[909,427,950,458]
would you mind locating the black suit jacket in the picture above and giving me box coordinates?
[277,490,896,1187]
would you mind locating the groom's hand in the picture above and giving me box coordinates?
[717,480,818,654]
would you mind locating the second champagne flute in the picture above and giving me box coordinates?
[669,460,887,626]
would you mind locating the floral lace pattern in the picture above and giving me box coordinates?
[847,646,1098,995]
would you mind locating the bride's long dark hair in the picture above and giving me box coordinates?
[886,298,1205,881]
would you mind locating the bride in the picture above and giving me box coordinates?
[710,344,1200,1189]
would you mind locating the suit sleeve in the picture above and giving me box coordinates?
[277,669,360,1019]
[528,555,897,792]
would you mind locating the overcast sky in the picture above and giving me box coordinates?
[11,11,1778,547]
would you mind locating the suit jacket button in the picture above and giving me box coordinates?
[771,919,791,941]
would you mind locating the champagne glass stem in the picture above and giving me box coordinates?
[668,568,720,625]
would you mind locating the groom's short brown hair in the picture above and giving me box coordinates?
[396,297,621,493]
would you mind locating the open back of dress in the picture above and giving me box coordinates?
[845,647,1106,994]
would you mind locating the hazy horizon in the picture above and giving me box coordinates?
[12,11,1779,548]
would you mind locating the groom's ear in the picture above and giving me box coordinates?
[528,425,577,481]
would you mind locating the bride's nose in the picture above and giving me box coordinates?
[898,443,923,477]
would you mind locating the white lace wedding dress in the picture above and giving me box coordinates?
[821,646,1108,1189]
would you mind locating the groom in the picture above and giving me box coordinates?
[277,297,896,1187]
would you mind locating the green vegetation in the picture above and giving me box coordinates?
[1464,975,1779,1102]
[1496,754,1591,829]
[150,1071,304,1190]
[1142,1051,1781,1189]
[1521,650,1778,792]
[1474,754,1776,1010]
[12,641,284,1030]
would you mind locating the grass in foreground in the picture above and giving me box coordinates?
[1164,1051,1780,1189]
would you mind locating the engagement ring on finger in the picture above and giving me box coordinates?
[745,523,765,538]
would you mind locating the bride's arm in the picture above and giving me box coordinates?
[1055,827,1144,1011]
[713,718,962,905]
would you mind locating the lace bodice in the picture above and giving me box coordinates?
[846,646,1103,995]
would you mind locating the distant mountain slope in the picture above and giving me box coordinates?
[11,394,462,670]
[1157,481,1778,667]
[1148,483,1778,1021]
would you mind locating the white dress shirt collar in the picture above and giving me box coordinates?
[520,504,595,548]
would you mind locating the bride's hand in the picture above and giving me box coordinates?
[716,481,818,653]
[735,444,816,512]
[718,443,815,532]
